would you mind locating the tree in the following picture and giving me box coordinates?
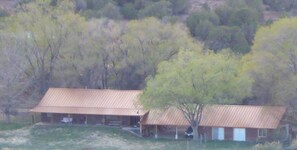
[118,17,199,89]
[243,18,297,124]
[206,26,250,53]
[68,17,199,90]
[121,3,137,20]
[101,2,122,20]
[141,50,252,140]
[4,0,86,94]
[138,1,172,19]
[168,0,190,15]
[186,10,219,37]
[0,33,31,122]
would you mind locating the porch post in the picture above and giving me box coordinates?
[286,124,290,140]
[175,126,178,140]
[85,115,88,125]
[31,114,35,124]
[155,125,158,139]
[140,124,143,137]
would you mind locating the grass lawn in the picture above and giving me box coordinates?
[0,122,30,131]
[0,124,254,150]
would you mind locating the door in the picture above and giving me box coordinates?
[233,128,246,141]
[212,127,224,140]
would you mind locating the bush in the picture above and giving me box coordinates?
[186,10,219,36]
[263,0,297,12]
[253,141,282,150]
[205,26,250,53]
[168,0,190,15]
[215,5,234,25]
[194,20,214,40]
[121,3,137,20]
[0,8,9,18]
[138,1,172,19]
[101,2,122,20]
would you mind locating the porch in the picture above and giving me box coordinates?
[40,113,140,127]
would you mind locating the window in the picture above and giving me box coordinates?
[258,129,267,137]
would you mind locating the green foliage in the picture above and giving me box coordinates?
[121,3,137,20]
[71,17,198,89]
[206,26,249,53]
[2,0,87,94]
[138,1,172,19]
[253,142,282,150]
[84,0,109,10]
[186,0,261,53]
[0,8,9,18]
[78,0,189,20]
[186,10,219,36]
[142,50,252,107]
[214,5,234,25]
[194,20,214,40]
[141,49,252,139]
[101,2,122,20]
[168,0,190,15]
[244,18,297,122]
[263,0,297,12]
[227,8,258,26]
[14,0,33,5]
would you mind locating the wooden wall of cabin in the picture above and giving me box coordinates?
[246,128,258,141]
[40,113,141,127]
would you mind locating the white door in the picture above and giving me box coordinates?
[218,128,224,140]
[233,128,246,141]
[212,127,224,140]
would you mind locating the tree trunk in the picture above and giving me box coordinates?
[5,113,11,123]
[192,125,199,141]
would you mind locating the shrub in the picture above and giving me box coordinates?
[138,1,172,19]
[253,141,282,150]
[186,10,219,36]
[263,0,297,12]
[121,3,137,20]
[168,0,190,15]
[101,2,122,20]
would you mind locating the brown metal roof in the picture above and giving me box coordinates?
[140,107,189,126]
[200,105,286,129]
[31,88,146,116]
[141,105,286,129]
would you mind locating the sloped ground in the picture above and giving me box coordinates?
[0,124,253,150]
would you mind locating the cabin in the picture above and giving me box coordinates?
[30,88,146,126]
[31,88,287,142]
[140,105,286,141]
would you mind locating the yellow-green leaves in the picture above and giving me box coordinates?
[141,50,252,109]
[246,17,297,105]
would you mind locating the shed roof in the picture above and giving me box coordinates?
[141,107,189,126]
[31,88,146,116]
[141,105,286,129]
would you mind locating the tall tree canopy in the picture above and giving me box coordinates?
[69,17,200,90]
[141,50,252,140]
[3,0,86,94]
[243,18,297,123]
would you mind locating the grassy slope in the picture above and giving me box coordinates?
[0,124,253,150]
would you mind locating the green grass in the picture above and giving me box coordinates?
[0,122,30,131]
[0,124,254,150]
